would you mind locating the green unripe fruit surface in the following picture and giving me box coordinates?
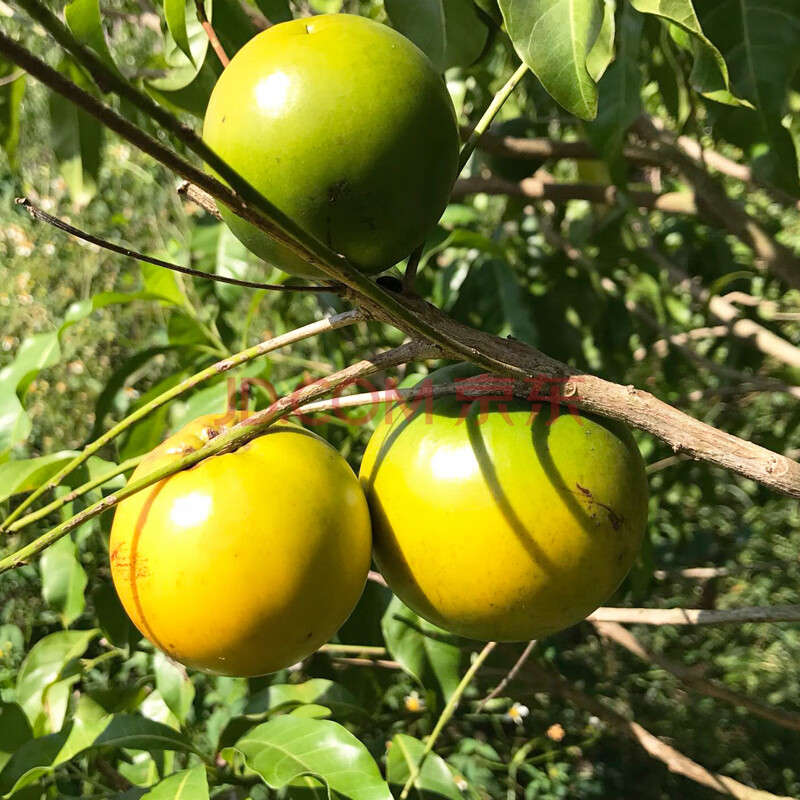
[203,14,460,278]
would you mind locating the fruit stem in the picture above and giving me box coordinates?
[0,310,363,532]
[399,641,497,800]
[194,0,230,67]
[459,63,530,173]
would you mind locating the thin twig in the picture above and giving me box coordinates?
[478,640,536,709]
[593,621,800,733]
[194,0,229,67]
[452,175,698,215]
[399,642,497,800]
[6,455,144,534]
[6,27,799,498]
[587,605,800,626]
[16,198,334,293]
[459,62,529,172]
[0,310,364,531]
[525,663,791,800]
[653,561,799,581]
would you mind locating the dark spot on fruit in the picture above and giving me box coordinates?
[221,116,226,123]
[305,24,311,33]
[573,483,624,530]
[306,631,313,639]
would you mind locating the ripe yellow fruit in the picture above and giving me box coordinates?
[359,367,648,641]
[202,14,460,278]
[110,414,372,676]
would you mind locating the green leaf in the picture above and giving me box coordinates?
[40,535,88,628]
[0,704,32,773]
[628,0,751,107]
[386,0,490,71]
[585,5,644,182]
[386,734,463,799]
[231,716,392,800]
[92,583,141,651]
[154,652,195,725]
[0,714,198,797]
[586,0,616,81]
[165,0,198,66]
[491,260,539,346]
[219,679,361,748]
[49,59,104,207]
[0,59,25,169]
[498,0,605,119]
[16,630,97,728]
[249,0,293,23]
[0,451,81,504]
[64,0,118,72]
[382,597,462,700]
[698,0,800,194]
[141,764,209,800]
[386,0,447,70]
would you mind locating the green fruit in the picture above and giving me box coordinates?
[485,117,547,182]
[203,14,460,278]
[359,364,648,642]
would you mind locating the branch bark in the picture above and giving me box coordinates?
[593,621,800,733]
[452,175,698,215]
[587,605,800,626]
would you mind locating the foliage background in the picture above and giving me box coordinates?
[0,0,799,798]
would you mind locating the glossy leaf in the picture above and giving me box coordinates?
[0,714,198,797]
[0,704,32,773]
[16,629,97,727]
[154,652,195,725]
[499,0,605,119]
[386,734,463,799]
[0,59,24,169]
[140,764,209,799]
[49,60,104,207]
[628,0,749,107]
[698,0,800,194]
[64,0,118,72]
[585,5,644,182]
[0,451,81,504]
[40,535,88,628]
[231,716,392,800]
[382,596,462,700]
[92,583,141,650]
[386,0,490,71]
[586,0,616,81]
[165,0,198,65]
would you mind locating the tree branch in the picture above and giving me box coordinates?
[452,175,698,215]
[0,338,439,573]
[653,561,799,581]
[587,606,800,626]
[633,117,800,290]
[16,198,335,293]
[524,664,791,800]
[478,640,536,709]
[593,621,800,733]
[6,27,799,500]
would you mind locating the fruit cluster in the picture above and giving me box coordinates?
[110,368,648,677]
[110,15,648,677]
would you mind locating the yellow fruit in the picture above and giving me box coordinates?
[359,366,648,641]
[110,414,372,676]
[202,14,460,278]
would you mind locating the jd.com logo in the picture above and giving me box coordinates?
[213,373,585,428]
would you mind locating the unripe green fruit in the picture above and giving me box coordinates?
[203,14,460,278]
[360,364,648,642]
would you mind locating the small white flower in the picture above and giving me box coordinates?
[404,690,425,713]
[505,702,529,726]
[453,775,468,791]
[587,715,601,728]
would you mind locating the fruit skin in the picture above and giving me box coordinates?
[110,414,372,676]
[359,365,648,641]
[202,14,460,278]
